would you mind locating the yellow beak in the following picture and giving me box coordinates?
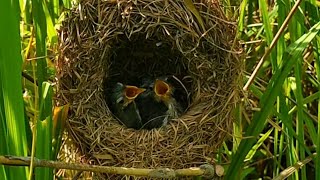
[123,85,146,107]
[154,79,172,102]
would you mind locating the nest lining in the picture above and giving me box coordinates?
[56,0,242,176]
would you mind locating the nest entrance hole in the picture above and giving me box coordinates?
[106,34,188,85]
[104,34,193,129]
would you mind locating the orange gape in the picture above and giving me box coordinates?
[154,79,170,96]
[124,85,146,99]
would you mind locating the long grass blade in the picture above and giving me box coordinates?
[29,0,48,177]
[52,104,69,159]
[0,72,8,180]
[42,0,57,44]
[287,0,306,175]
[314,25,320,180]
[258,0,276,71]
[32,0,48,93]
[0,0,29,178]
[183,0,205,32]
[225,22,320,179]
[35,82,53,179]
[238,0,248,33]
[305,2,320,179]
[245,128,273,160]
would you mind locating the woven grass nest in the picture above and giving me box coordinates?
[56,0,242,177]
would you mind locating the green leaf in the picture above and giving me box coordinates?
[0,70,8,180]
[52,104,69,159]
[238,0,248,33]
[245,128,273,160]
[225,21,320,180]
[32,0,48,95]
[258,0,277,71]
[240,167,255,180]
[35,82,53,180]
[0,0,29,178]
[42,0,57,44]
[183,0,205,32]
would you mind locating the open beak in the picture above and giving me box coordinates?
[154,79,170,97]
[125,85,146,100]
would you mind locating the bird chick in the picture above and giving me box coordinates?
[136,77,181,130]
[109,82,145,130]
[154,78,181,119]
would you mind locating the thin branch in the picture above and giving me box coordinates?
[0,155,223,178]
[28,59,39,180]
[273,153,316,180]
[243,0,303,91]
[22,72,38,86]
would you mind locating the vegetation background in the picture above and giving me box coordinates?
[0,0,319,179]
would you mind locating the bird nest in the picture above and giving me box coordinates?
[56,0,242,178]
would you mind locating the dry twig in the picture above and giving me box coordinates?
[0,155,222,178]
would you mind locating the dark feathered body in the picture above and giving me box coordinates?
[135,77,183,130]
[136,89,169,130]
[108,83,143,130]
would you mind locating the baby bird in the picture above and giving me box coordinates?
[153,78,181,119]
[136,77,181,130]
[109,82,146,130]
